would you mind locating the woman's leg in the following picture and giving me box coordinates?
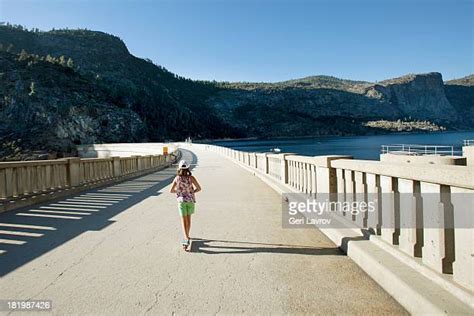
[181,215,188,240]
[186,203,194,239]
[186,215,192,239]
[184,215,190,240]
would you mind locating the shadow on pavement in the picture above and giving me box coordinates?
[0,149,197,277]
[189,238,343,256]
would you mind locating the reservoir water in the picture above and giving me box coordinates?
[210,131,474,160]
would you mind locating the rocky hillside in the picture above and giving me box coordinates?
[444,75,474,129]
[0,25,239,138]
[0,51,146,159]
[0,24,473,160]
[208,72,464,137]
[0,25,240,159]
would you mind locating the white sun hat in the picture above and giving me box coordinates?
[178,160,190,170]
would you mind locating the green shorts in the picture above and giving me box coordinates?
[178,202,195,216]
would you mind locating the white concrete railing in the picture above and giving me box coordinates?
[0,151,179,213]
[77,143,177,158]
[463,145,474,166]
[197,143,474,295]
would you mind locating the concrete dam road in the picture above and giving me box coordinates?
[0,147,407,315]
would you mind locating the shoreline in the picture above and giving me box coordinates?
[199,129,474,144]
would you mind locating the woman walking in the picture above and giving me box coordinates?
[170,160,201,251]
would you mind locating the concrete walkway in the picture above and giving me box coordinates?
[0,147,406,315]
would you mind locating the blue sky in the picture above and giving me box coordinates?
[1,0,472,82]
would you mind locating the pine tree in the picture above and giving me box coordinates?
[46,54,54,63]
[29,81,36,96]
[59,55,66,66]
[66,57,74,68]
[18,49,29,61]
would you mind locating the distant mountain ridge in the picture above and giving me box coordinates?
[0,24,472,160]
[445,75,474,86]
[218,75,372,93]
[207,72,467,136]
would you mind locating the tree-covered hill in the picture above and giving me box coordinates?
[0,50,147,159]
[0,25,240,143]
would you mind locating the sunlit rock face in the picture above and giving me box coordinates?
[375,73,458,123]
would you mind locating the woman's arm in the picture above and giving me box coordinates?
[191,176,202,193]
[170,177,177,193]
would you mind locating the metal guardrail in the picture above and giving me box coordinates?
[381,144,461,156]
[464,140,474,146]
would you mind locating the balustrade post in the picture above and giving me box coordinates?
[398,178,423,257]
[252,153,257,169]
[302,163,308,193]
[131,155,139,172]
[297,162,302,191]
[421,182,455,274]
[262,153,269,174]
[336,169,345,206]
[4,168,13,198]
[309,164,317,197]
[136,156,143,171]
[112,157,121,178]
[450,186,474,291]
[354,171,368,228]
[316,156,352,201]
[315,165,328,198]
[66,158,81,187]
[279,154,292,184]
[0,169,6,199]
[380,176,400,245]
[366,173,381,235]
[344,170,355,219]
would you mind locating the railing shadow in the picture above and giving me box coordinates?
[0,149,197,276]
[189,238,343,256]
